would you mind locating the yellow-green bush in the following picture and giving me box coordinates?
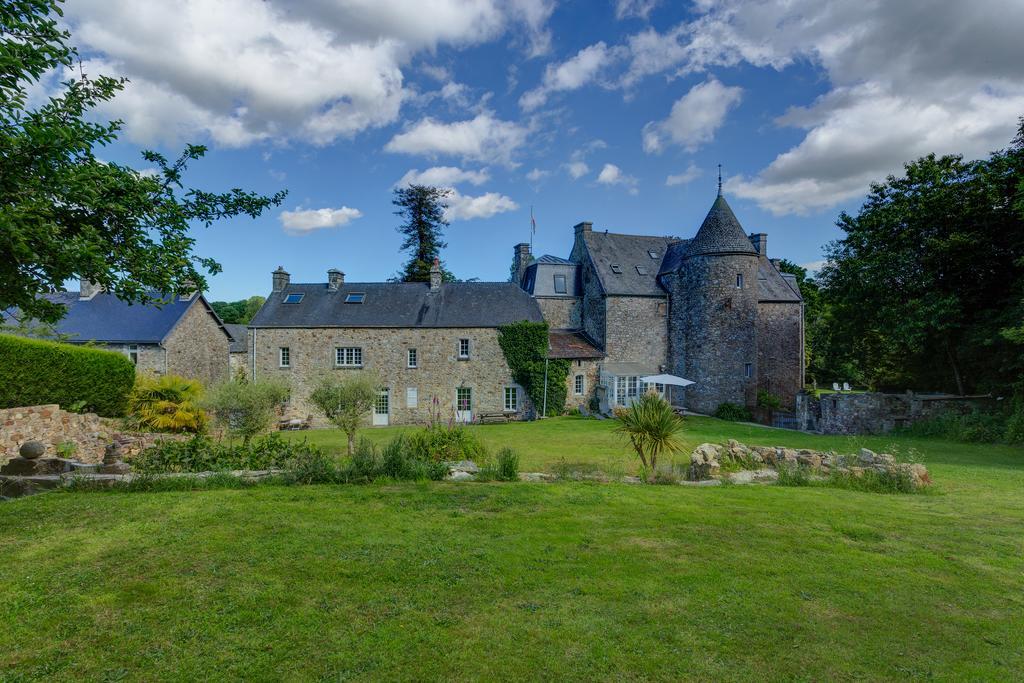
[129,374,207,433]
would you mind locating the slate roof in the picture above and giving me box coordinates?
[535,254,574,265]
[581,231,681,296]
[2,291,227,344]
[686,195,758,257]
[250,282,544,328]
[224,323,249,353]
[548,330,604,359]
[757,262,802,302]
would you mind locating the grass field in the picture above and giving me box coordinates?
[1,417,1022,680]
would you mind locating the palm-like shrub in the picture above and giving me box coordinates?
[129,374,207,433]
[614,392,685,482]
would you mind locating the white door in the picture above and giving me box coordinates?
[455,387,472,423]
[373,388,390,426]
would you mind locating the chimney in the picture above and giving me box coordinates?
[272,266,290,293]
[749,233,767,255]
[429,258,442,292]
[512,242,531,286]
[327,268,344,292]
[79,279,102,300]
[573,221,593,235]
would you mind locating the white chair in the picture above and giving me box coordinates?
[843,382,851,391]
[832,383,840,391]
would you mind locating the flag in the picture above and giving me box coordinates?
[530,206,536,235]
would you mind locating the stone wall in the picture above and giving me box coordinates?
[251,327,531,426]
[756,301,804,410]
[164,300,230,386]
[536,297,581,330]
[563,359,601,412]
[604,295,668,366]
[571,239,607,352]
[229,352,248,378]
[667,252,760,413]
[797,391,997,434]
[0,405,182,464]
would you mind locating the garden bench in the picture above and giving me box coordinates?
[477,411,511,424]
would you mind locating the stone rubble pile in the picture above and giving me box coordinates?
[687,439,930,488]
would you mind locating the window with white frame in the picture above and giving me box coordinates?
[504,386,518,411]
[335,347,362,367]
[279,347,290,368]
[456,387,472,411]
[125,344,138,365]
[406,387,418,408]
[736,273,744,289]
[574,374,584,395]
[458,338,470,359]
[744,362,753,378]
[407,348,417,368]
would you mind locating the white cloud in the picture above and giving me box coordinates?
[280,206,363,234]
[666,163,702,186]
[620,0,1024,213]
[800,259,827,274]
[526,167,549,182]
[384,112,528,166]
[565,161,589,180]
[642,78,742,153]
[596,163,639,194]
[519,42,618,111]
[615,0,660,20]
[396,166,490,187]
[444,189,519,221]
[62,0,555,147]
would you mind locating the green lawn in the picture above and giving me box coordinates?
[1,418,1022,681]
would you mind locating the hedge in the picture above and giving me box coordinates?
[0,334,136,416]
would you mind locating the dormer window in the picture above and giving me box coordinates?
[553,274,567,294]
[283,293,304,304]
[636,265,648,275]
[736,274,744,289]
[345,293,365,304]
[610,264,622,274]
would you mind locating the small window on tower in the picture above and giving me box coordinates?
[744,363,753,379]
[736,273,744,289]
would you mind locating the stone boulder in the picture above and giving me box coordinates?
[19,441,46,459]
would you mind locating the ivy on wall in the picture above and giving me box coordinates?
[497,321,570,417]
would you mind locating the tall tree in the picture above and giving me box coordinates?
[392,185,455,282]
[1,0,286,324]
[211,295,266,324]
[818,121,1024,394]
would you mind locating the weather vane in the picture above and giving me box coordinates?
[717,164,723,196]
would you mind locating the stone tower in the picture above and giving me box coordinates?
[667,191,760,414]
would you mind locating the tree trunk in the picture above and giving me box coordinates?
[945,338,965,395]
[347,432,355,455]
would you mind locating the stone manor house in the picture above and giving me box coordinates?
[246,191,804,424]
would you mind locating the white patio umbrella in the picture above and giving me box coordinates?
[640,374,695,408]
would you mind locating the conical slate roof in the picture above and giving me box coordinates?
[686,194,757,257]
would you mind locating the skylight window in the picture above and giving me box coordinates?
[610,264,622,274]
[648,250,659,259]
[345,293,365,304]
[283,293,304,304]
[636,265,649,275]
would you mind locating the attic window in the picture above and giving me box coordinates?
[283,293,304,304]
[635,265,649,275]
[648,250,659,259]
[345,293,365,304]
[610,264,622,274]
[553,274,567,294]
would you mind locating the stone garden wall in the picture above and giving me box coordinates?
[0,404,184,464]
[796,391,996,434]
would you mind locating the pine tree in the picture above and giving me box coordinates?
[393,185,455,282]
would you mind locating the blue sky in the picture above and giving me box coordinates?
[61,0,1024,300]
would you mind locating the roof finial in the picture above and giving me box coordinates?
[717,164,723,197]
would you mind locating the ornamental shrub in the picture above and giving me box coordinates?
[0,334,135,416]
[406,423,487,463]
[712,402,753,422]
[130,433,323,473]
[128,374,207,433]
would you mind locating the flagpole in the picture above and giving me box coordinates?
[530,205,534,253]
